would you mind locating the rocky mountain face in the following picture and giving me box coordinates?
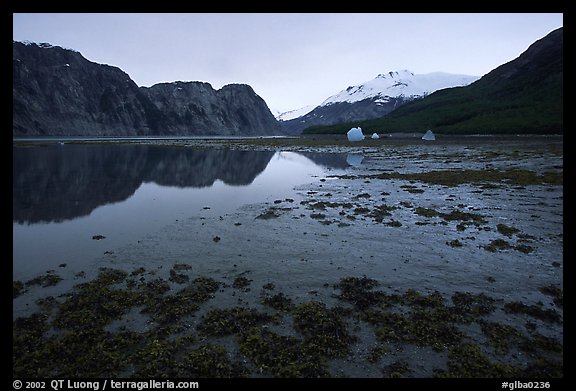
[13,41,281,136]
[280,70,478,135]
[142,82,280,136]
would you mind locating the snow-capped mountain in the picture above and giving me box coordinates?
[322,70,478,105]
[280,70,479,134]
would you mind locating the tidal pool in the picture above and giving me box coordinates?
[13,143,348,281]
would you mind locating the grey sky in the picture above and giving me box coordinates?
[13,13,563,114]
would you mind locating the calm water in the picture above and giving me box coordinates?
[13,143,351,280]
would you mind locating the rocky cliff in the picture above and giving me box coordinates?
[142,82,280,136]
[13,41,281,136]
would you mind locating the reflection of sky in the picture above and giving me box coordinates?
[13,152,329,280]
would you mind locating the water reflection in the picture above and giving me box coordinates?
[13,145,274,224]
[346,153,364,167]
[296,152,351,169]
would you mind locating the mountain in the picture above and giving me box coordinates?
[141,81,280,136]
[279,70,478,134]
[303,27,563,135]
[13,41,281,136]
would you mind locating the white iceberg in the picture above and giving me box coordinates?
[347,127,365,142]
[371,133,380,139]
[422,129,436,141]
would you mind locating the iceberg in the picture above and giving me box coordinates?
[422,129,436,141]
[371,133,380,139]
[347,127,365,142]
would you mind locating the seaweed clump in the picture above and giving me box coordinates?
[293,301,356,357]
[197,307,274,336]
[239,329,328,377]
[334,276,395,310]
[434,343,516,377]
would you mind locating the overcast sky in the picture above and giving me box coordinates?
[13,13,563,114]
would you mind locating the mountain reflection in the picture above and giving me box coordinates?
[13,144,274,224]
[296,152,351,169]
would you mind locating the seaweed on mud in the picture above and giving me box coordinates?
[142,276,220,324]
[139,277,171,296]
[366,345,389,363]
[441,210,486,223]
[293,301,356,357]
[25,272,63,288]
[447,239,463,247]
[53,269,140,330]
[484,239,512,252]
[539,285,563,308]
[514,244,534,254]
[197,307,274,336]
[14,312,143,378]
[181,344,248,378]
[368,204,398,223]
[239,328,329,377]
[433,343,516,378]
[261,292,294,312]
[13,313,50,370]
[48,329,142,377]
[496,224,520,237]
[36,296,58,312]
[400,185,425,194]
[305,200,345,210]
[451,291,496,317]
[520,333,563,355]
[334,276,396,310]
[402,289,444,308]
[132,336,184,377]
[169,269,190,284]
[415,207,440,218]
[173,263,193,271]
[256,208,282,220]
[479,320,523,355]
[13,266,564,378]
[353,207,370,215]
[504,302,562,324]
[362,290,467,351]
[232,276,252,289]
[134,340,247,378]
[385,220,402,227]
[13,280,25,298]
[368,169,563,187]
[382,360,412,378]
[130,267,146,276]
[372,309,463,352]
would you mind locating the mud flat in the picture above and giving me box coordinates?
[13,135,563,378]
